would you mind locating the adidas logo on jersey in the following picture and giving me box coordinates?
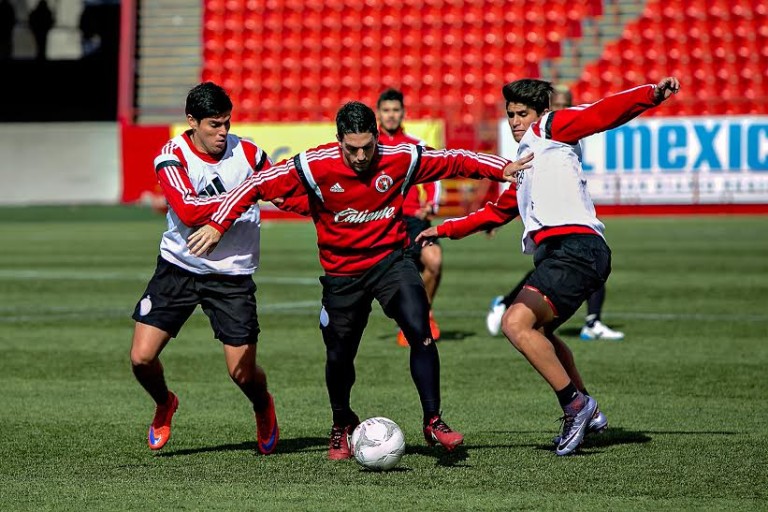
[330,183,345,193]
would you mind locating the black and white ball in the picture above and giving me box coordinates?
[350,417,406,471]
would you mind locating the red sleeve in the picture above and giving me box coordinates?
[275,193,311,216]
[546,84,659,144]
[436,187,519,239]
[156,162,227,227]
[415,148,511,183]
[209,159,305,232]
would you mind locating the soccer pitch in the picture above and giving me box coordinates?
[1,206,766,511]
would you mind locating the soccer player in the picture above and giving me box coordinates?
[377,88,443,347]
[486,85,625,342]
[129,82,279,454]
[416,77,680,455]
[187,101,532,459]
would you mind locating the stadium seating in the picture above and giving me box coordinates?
[201,0,767,130]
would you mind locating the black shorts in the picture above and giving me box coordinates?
[132,256,260,346]
[403,215,439,269]
[319,250,425,341]
[525,234,611,329]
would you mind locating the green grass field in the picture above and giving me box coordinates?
[1,206,767,511]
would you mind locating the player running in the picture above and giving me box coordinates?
[416,77,680,455]
[130,82,281,454]
[376,88,443,346]
[187,101,531,459]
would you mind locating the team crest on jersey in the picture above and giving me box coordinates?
[375,174,393,193]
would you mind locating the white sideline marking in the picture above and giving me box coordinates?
[0,269,318,285]
[0,304,766,324]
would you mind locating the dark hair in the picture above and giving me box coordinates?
[377,88,404,108]
[336,101,378,138]
[502,79,554,115]
[185,82,233,121]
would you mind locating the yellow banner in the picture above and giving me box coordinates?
[171,120,444,163]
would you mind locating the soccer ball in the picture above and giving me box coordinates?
[350,417,406,471]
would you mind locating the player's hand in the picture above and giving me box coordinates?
[503,152,534,182]
[485,227,499,239]
[271,197,285,207]
[654,77,680,103]
[187,224,222,256]
[414,226,439,247]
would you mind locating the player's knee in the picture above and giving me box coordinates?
[228,364,254,387]
[421,250,442,275]
[130,347,156,368]
[501,310,527,349]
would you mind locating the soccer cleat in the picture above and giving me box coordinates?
[486,296,506,336]
[397,330,409,347]
[555,395,598,456]
[255,393,279,455]
[147,391,179,451]
[429,311,441,340]
[328,414,360,460]
[423,415,464,451]
[580,320,625,341]
[553,407,608,445]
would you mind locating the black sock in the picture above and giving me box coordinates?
[555,382,580,408]
[410,343,441,424]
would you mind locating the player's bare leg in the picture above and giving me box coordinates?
[130,322,178,450]
[223,343,278,454]
[547,332,586,392]
[500,288,571,391]
[420,244,442,303]
[130,323,172,405]
[501,288,597,455]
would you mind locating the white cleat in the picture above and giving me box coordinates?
[580,320,624,341]
[486,296,506,336]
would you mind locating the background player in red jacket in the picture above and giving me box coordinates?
[129,82,279,454]
[187,101,532,459]
[377,88,443,347]
[486,85,625,342]
[416,77,680,456]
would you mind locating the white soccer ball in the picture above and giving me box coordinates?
[350,417,406,471]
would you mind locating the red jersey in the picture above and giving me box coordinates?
[436,186,519,239]
[378,126,440,216]
[210,142,510,275]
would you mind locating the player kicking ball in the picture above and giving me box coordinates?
[417,77,680,455]
[187,101,531,458]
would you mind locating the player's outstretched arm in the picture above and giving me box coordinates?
[551,76,681,144]
[419,187,520,242]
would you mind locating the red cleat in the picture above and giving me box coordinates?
[423,415,464,451]
[147,391,179,451]
[328,415,360,460]
[256,393,279,455]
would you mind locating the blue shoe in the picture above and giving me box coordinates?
[555,395,598,456]
[553,407,608,445]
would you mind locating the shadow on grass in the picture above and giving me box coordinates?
[436,330,476,342]
[375,329,476,343]
[156,436,328,457]
[406,444,470,467]
[531,427,653,455]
